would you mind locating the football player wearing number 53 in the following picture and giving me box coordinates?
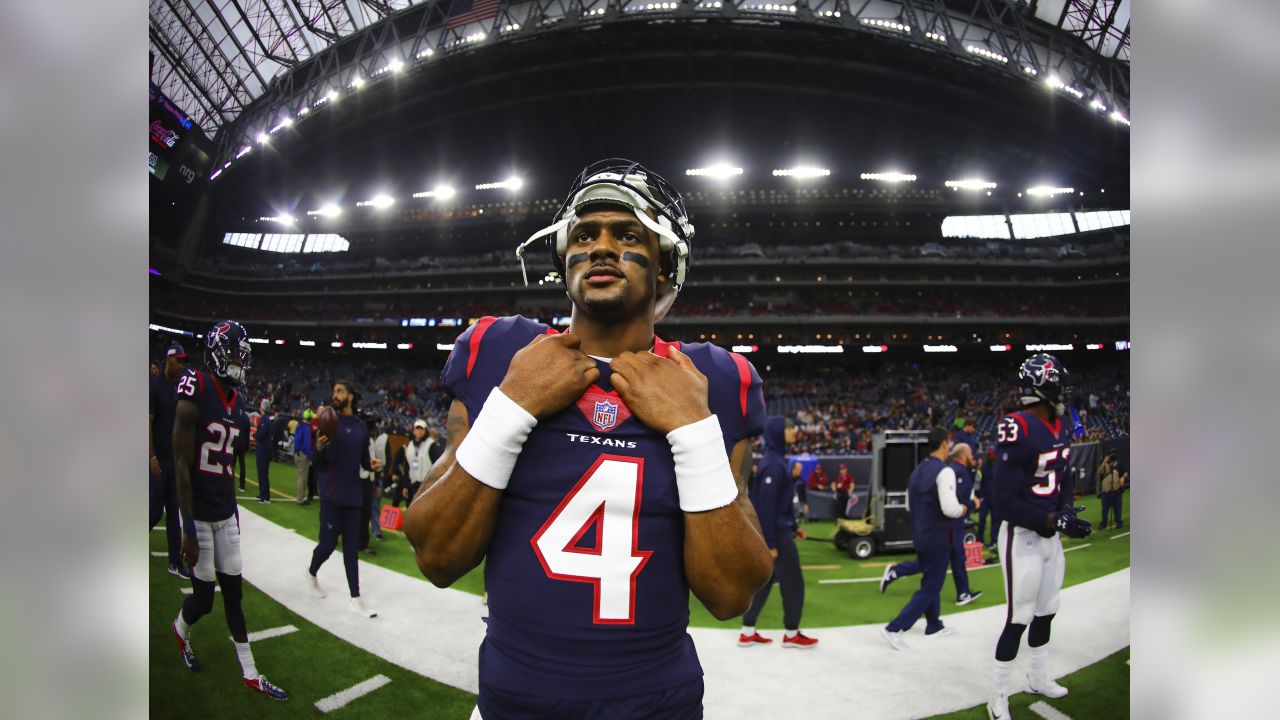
[986,354,1093,720]
[404,160,774,720]
[169,321,288,701]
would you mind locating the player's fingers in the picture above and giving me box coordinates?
[667,345,695,370]
[610,371,631,394]
[552,332,581,349]
[583,366,601,386]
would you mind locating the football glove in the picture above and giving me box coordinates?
[1053,509,1092,539]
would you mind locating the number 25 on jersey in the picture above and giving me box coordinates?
[531,455,653,625]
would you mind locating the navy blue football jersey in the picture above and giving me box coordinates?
[441,315,766,700]
[174,369,246,522]
[992,409,1074,533]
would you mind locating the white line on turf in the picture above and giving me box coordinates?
[819,561,1001,584]
[314,674,391,713]
[180,587,220,594]
[152,526,166,532]
[1111,531,1131,540]
[1063,543,1092,553]
[1028,700,1073,720]
[233,625,298,643]
[151,552,167,557]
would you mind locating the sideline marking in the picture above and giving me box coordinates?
[234,625,298,643]
[151,552,168,557]
[1029,700,1073,720]
[1063,543,1092,553]
[152,526,166,532]
[819,561,1002,584]
[1111,531,1130,540]
[315,674,392,713]
[802,564,842,571]
[181,586,220,595]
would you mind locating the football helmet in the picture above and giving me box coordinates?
[515,158,694,322]
[1017,353,1068,415]
[203,320,252,386]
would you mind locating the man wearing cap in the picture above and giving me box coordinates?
[392,419,437,508]
[293,411,314,505]
[150,341,190,579]
[254,399,275,504]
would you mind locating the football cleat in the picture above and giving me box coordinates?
[737,632,773,647]
[957,590,983,606]
[986,692,1011,719]
[348,596,377,618]
[244,675,289,701]
[925,626,955,637]
[782,632,819,649]
[879,565,898,593]
[306,570,326,598]
[173,621,200,672]
[880,627,909,651]
[1026,674,1069,699]
[168,563,191,581]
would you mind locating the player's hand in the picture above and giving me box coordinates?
[611,346,711,435]
[316,435,330,451]
[770,548,779,559]
[181,533,199,569]
[499,333,599,419]
[370,458,382,470]
[1053,510,1092,539]
[149,457,161,477]
[795,527,808,540]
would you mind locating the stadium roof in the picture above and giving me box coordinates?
[150,0,1130,142]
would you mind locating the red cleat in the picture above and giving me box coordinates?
[782,631,820,649]
[737,632,774,647]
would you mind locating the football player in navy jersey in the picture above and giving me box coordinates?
[169,321,288,701]
[404,160,773,719]
[986,355,1091,720]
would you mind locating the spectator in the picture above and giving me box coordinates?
[808,463,830,491]
[293,414,314,505]
[834,464,855,518]
[254,400,275,504]
[1098,454,1126,530]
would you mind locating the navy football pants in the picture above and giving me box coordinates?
[309,501,363,597]
[476,675,703,720]
[256,453,271,501]
[886,544,947,633]
[148,466,181,567]
[891,522,972,599]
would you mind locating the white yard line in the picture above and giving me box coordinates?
[180,586,220,594]
[237,625,298,643]
[314,674,391,713]
[1063,543,1092,553]
[236,506,1130,720]
[1111,531,1131,540]
[151,552,168,557]
[152,526,166,532]
[819,561,1001,584]
[1029,700,1074,720]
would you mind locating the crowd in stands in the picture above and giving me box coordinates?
[152,340,1129,453]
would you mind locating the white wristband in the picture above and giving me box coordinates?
[668,414,739,512]
[455,387,538,491]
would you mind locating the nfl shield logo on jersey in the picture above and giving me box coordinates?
[593,400,619,430]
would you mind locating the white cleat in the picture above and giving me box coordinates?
[348,596,378,618]
[986,692,1011,719]
[879,565,898,593]
[926,626,955,638]
[880,627,909,651]
[1026,674,1069,698]
[306,571,326,598]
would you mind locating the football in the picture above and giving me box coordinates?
[316,405,339,441]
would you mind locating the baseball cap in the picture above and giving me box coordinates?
[413,419,427,430]
[166,342,188,359]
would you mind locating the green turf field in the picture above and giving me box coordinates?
[241,453,1130,630]
[930,646,1130,720]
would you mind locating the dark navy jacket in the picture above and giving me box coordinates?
[313,412,371,507]
[294,421,313,460]
[950,460,974,515]
[255,413,273,464]
[908,456,951,552]
[749,416,795,550]
[149,372,179,471]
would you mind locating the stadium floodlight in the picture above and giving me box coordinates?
[210,169,222,180]
[297,107,309,117]
[860,18,910,33]
[861,171,916,182]
[357,194,395,209]
[685,164,744,179]
[307,204,343,218]
[259,215,296,225]
[1044,75,1084,99]
[773,166,831,179]
[923,344,958,353]
[1022,65,1038,76]
[298,340,316,347]
[327,90,339,102]
[475,177,522,191]
[1089,99,1107,112]
[436,343,453,351]
[351,76,365,89]
[965,45,1008,64]
[269,118,293,134]
[860,345,888,353]
[416,48,435,59]
[397,343,414,350]
[388,59,404,73]
[944,178,997,191]
[924,31,945,42]
[1025,186,1074,197]
[413,185,457,200]
[255,132,269,144]
[148,323,187,335]
[235,145,252,159]
[1110,111,1131,126]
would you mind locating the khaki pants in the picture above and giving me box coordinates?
[295,454,311,502]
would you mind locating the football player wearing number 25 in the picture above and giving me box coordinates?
[404,160,774,720]
[986,354,1092,720]
[169,321,288,701]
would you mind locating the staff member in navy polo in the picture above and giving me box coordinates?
[305,380,381,618]
[947,443,982,606]
[880,427,968,650]
[150,341,189,579]
[253,400,275,503]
